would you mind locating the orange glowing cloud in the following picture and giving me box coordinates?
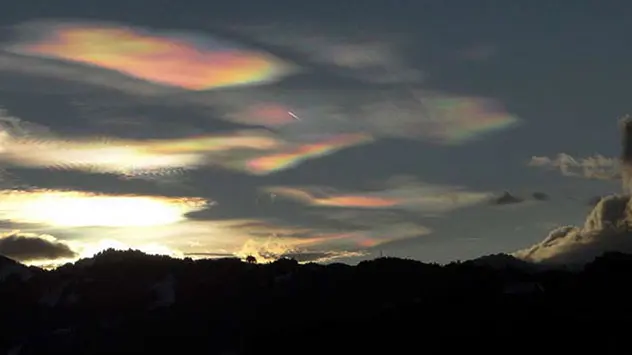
[243,133,374,174]
[9,22,295,90]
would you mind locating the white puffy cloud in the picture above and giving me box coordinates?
[513,195,632,265]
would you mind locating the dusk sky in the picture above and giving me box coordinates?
[0,1,630,267]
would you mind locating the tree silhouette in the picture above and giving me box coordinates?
[245,255,257,264]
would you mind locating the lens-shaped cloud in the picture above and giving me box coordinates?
[0,189,210,227]
[0,111,373,178]
[196,88,520,145]
[239,133,374,175]
[6,20,296,90]
[263,179,493,214]
[0,118,284,177]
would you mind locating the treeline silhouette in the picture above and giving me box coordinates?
[0,249,630,354]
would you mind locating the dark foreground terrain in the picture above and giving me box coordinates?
[0,250,630,354]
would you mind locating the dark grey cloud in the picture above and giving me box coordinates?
[0,232,77,261]
[532,192,549,201]
[279,251,360,263]
[490,191,524,205]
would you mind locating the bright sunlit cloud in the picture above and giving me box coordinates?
[0,112,288,178]
[0,189,210,227]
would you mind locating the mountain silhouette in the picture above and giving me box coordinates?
[0,248,631,353]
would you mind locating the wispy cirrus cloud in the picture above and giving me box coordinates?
[224,22,423,84]
[528,153,620,181]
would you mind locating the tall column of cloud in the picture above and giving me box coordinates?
[513,195,632,265]
[620,115,632,194]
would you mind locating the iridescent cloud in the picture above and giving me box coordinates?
[240,133,374,175]
[263,179,493,214]
[8,21,295,90]
[195,89,520,145]
[0,111,372,178]
[422,95,520,144]
[0,122,283,178]
[223,102,300,127]
[0,189,210,227]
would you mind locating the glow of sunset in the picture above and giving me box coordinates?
[11,23,294,90]
[0,189,209,227]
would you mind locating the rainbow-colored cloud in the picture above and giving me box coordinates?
[0,127,283,178]
[263,179,493,214]
[422,96,520,144]
[242,133,374,175]
[8,22,295,90]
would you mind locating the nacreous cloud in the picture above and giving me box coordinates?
[3,20,297,91]
[193,89,521,146]
[0,128,282,178]
[0,231,76,262]
[263,177,493,215]
[0,110,372,178]
[513,195,632,265]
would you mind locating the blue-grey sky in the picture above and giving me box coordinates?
[0,1,629,266]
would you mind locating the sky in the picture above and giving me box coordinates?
[0,1,630,268]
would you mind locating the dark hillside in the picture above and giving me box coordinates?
[0,249,629,354]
